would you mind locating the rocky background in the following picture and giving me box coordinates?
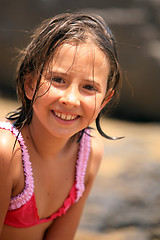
[0,0,160,121]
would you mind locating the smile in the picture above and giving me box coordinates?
[53,111,78,121]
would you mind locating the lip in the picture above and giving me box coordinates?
[51,110,80,125]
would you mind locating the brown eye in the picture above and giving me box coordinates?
[84,85,97,91]
[51,76,65,84]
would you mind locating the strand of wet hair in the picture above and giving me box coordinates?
[96,113,124,140]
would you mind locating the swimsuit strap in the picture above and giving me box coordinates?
[0,122,90,209]
[0,122,34,210]
[75,129,91,201]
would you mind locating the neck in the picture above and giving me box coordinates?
[24,120,78,162]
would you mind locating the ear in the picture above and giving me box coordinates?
[100,89,114,111]
[24,76,37,100]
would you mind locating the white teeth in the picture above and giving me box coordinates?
[54,111,77,121]
[61,114,66,120]
[66,115,71,120]
[56,112,61,118]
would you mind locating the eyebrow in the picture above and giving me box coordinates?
[47,70,102,87]
[82,79,102,89]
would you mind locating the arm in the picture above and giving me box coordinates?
[0,130,17,234]
[44,132,104,240]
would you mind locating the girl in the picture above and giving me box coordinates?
[0,12,121,240]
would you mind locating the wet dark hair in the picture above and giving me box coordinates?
[7,12,122,140]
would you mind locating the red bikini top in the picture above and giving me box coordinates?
[0,122,91,228]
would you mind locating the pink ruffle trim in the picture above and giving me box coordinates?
[0,122,34,210]
[0,122,91,210]
[75,129,91,202]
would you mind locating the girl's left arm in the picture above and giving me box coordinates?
[44,134,104,240]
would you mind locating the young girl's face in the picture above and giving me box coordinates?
[26,40,111,138]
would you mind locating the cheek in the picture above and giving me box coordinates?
[84,96,103,116]
[34,84,55,102]
[94,96,107,117]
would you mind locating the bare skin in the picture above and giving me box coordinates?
[0,40,111,240]
[0,127,104,240]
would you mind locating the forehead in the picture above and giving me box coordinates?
[47,41,110,81]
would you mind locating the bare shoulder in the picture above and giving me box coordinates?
[85,129,104,184]
[0,129,15,229]
[0,127,21,184]
[0,128,15,161]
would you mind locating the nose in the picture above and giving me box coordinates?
[59,85,80,107]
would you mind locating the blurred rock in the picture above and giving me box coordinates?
[75,228,150,240]
[0,0,160,121]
